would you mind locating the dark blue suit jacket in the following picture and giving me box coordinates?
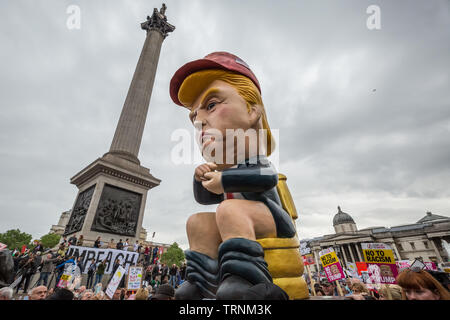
[193,155,296,238]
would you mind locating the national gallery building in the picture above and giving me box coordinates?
[302,207,450,272]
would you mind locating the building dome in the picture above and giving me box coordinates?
[333,206,355,226]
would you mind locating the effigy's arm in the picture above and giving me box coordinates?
[221,164,278,193]
[193,177,224,205]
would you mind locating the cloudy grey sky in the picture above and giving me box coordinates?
[1,0,449,249]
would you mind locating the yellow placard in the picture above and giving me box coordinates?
[320,251,339,268]
[363,249,395,264]
[60,274,72,281]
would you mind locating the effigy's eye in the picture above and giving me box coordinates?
[206,102,216,111]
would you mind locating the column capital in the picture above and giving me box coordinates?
[141,4,175,38]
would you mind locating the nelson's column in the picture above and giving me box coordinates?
[61,5,175,246]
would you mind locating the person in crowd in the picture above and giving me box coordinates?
[80,289,94,300]
[111,258,121,276]
[427,270,450,292]
[54,255,76,287]
[351,282,369,296]
[60,236,67,246]
[123,239,129,251]
[33,241,44,253]
[169,264,178,288]
[37,253,58,286]
[28,286,47,300]
[121,288,131,300]
[77,235,84,246]
[13,252,23,273]
[0,287,13,300]
[73,285,86,300]
[92,291,105,300]
[320,279,338,296]
[111,288,122,300]
[152,262,160,281]
[144,246,150,263]
[116,239,123,250]
[86,258,97,289]
[46,287,74,300]
[378,284,402,300]
[52,255,66,287]
[133,241,139,252]
[143,264,153,286]
[15,253,36,294]
[93,259,107,288]
[76,256,86,274]
[108,239,115,249]
[68,234,78,246]
[315,288,325,296]
[57,243,66,257]
[93,236,102,248]
[161,263,169,283]
[397,268,450,300]
[180,263,187,281]
[150,283,175,300]
[134,288,149,300]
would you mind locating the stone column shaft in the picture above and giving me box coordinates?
[109,30,164,163]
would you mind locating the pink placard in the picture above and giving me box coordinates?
[324,262,345,282]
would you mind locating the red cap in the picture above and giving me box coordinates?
[170,52,261,106]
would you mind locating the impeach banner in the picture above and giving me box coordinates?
[65,246,139,275]
[319,247,345,282]
[362,243,398,284]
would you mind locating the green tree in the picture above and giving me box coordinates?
[40,233,61,249]
[0,229,32,250]
[160,242,185,267]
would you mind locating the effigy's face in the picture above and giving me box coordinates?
[189,80,260,165]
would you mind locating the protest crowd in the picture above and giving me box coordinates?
[0,234,449,301]
[0,234,184,300]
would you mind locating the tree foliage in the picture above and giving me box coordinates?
[160,242,185,267]
[40,233,61,249]
[0,229,32,250]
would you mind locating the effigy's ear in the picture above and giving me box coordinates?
[248,103,263,128]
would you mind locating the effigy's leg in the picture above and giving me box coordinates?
[175,212,221,300]
[214,199,276,300]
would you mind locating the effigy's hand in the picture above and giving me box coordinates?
[202,171,224,195]
[194,163,213,182]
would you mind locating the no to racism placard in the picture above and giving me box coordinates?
[362,243,398,284]
[319,247,345,282]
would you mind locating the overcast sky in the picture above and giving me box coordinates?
[1,0,449,249]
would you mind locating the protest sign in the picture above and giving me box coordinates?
[346,262,360,278]
[362,243,398,284]
[9,275,23,289]
[106,265,126,299]
[57,264,76,288]
[424,262,437,271]
[302,254,315,265]
[396,260,411,272]
[65,246,139,274]
[300,241,311,255]
[127,266,143,290]
[356,262,367,275]
[319,247,345,282]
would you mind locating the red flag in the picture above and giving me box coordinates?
[21,245,27,253]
